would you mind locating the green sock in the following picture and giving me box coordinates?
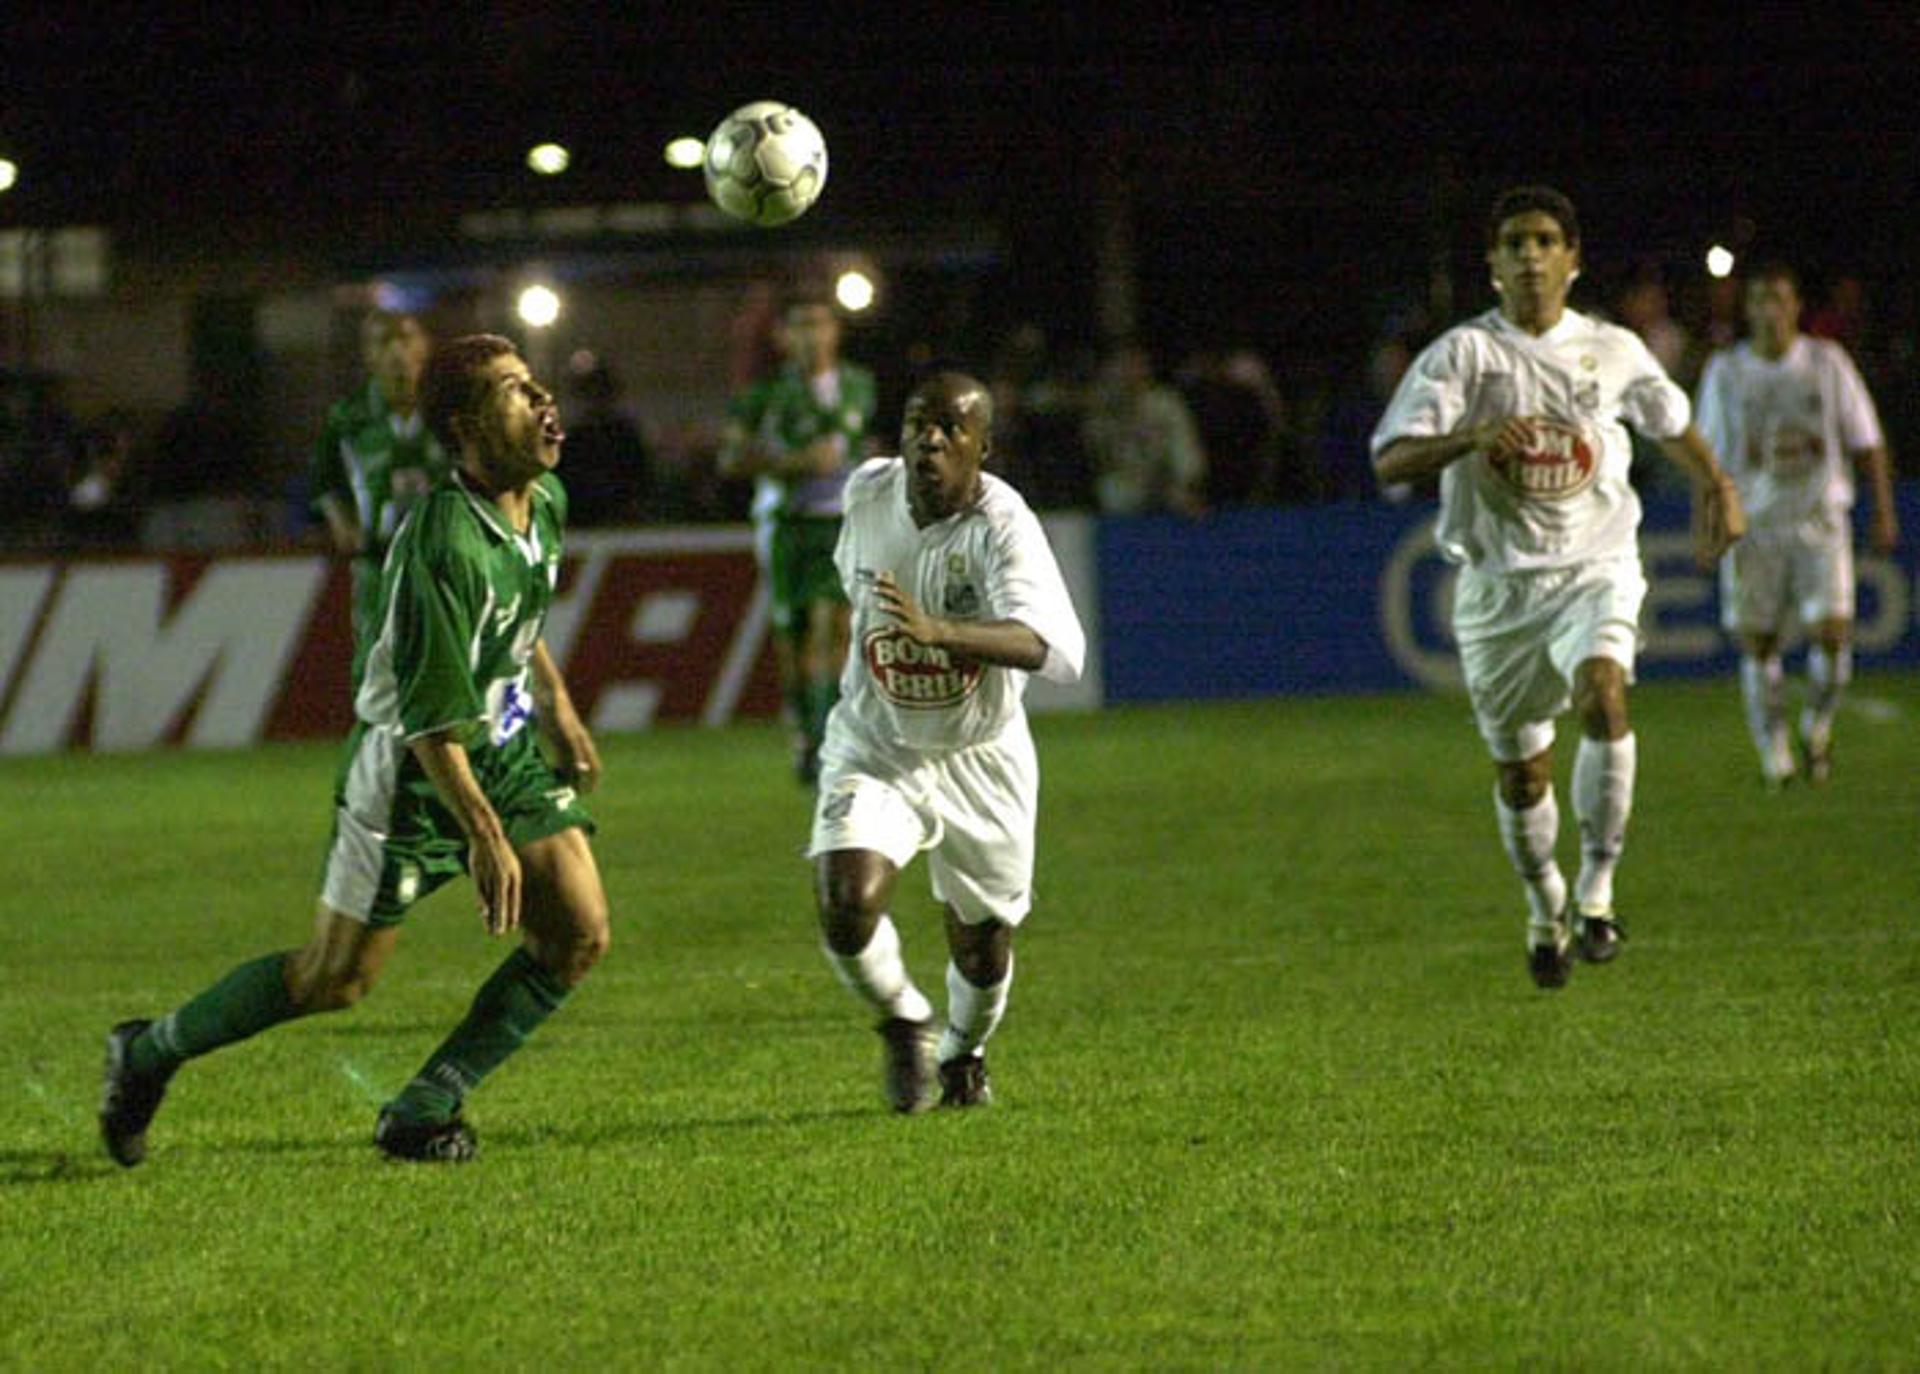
[131,952,298,1077]
[386,948,569,1123]
[804,676,839,748]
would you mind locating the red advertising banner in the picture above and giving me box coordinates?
[0,530,784,756]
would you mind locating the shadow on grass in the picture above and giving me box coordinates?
[0,1148,119,1187]
[486,1105,880,1148]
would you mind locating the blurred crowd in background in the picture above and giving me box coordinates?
[2,262,1912,553]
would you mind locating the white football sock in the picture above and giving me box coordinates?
[1573,733,1636,917]
[1803,644,1851,748]
[937,954,1013,1064]
[825,916,933,1023]
[1739,653,1789,773]
[1494,786,1567,934]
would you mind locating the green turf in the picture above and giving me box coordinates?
[4,676,1917,1369]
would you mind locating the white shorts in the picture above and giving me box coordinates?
[1720,516,1854,635]
[1453,559,1646,763]
[808,715,1040,927]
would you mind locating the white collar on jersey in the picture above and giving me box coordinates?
[453,469,548,563]
[1490,306,1585,346]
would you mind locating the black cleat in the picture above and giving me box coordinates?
[877,1016,937,1114]
[1577,913,1625,964]
[1527,926,1573,990]
[99,1019,175,1168]
[937,1054,993,1108]
[374,1109,478,1163]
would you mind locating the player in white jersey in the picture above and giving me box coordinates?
[1694,262,1899,787]
[809,371,1085,1111]
[1372,186,1745,990]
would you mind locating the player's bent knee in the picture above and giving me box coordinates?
[816,856,889,925]
[1573,665,1629,739]
[1497,760,1550,810]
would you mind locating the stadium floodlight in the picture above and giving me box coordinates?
[526,143,571,176]
[0,159,17,193]
[1706,245,1735,279]
[664,137,706,170]
[834,269,876,313]
[516,284,562,328]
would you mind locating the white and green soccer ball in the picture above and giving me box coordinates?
[703,101,828,228]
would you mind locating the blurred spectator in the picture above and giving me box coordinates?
[1178,348,1309,506]
[1704,274,1751,355]
[1082,343,1206,517]
[560,359,655,526]
[987,322,1092,510]
[1618,268,1693,384]
[140,388,262,549]
[1316,333,1415,502]
[727,280,784,390]
[1806,274,1868,355]
[62,410,141,549]
[0,369,80,546]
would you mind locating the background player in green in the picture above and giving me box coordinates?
[311,309,450,656]
[720,295,876,783]
[101,334,611,1164]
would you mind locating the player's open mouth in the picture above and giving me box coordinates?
[541,414,565,444]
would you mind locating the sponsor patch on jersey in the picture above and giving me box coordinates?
[1489,418,1598,501]
[863,627,982,709]
[487,676,535,746]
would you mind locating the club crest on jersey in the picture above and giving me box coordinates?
[1573,380,1601,414]
[863,627,982,709]
[1490,417,1598,501]
[943,580,981,616]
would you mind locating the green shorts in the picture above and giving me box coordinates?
[768,515,847,638]
[317,722,596,926]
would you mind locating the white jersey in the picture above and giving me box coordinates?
[1372,308,1691,573]
[833,457,1085,753]
[1693,335,1882,529]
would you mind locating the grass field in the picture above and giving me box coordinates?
[3,675,1917,1369]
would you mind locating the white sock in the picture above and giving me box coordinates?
[1573,733,1636,916]
[1803,644,1851,748]
[825,916,933,1023]
[937,954,1013,1064]
[1494,787,1567,934]
[1739,653,1789,773]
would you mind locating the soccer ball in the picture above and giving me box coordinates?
[703,102,828,227]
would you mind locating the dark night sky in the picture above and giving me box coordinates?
[5,4,1919,358]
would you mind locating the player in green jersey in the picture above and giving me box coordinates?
[101,335,611,1165]
[311,311,451,658]
[720,296,877,783]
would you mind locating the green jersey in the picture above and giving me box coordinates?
[322,471,589,924]
[311,380,450,556]
[356,471,567,751]
[728,363,877,523]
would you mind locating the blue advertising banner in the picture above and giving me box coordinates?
[1098,486,1920,703]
